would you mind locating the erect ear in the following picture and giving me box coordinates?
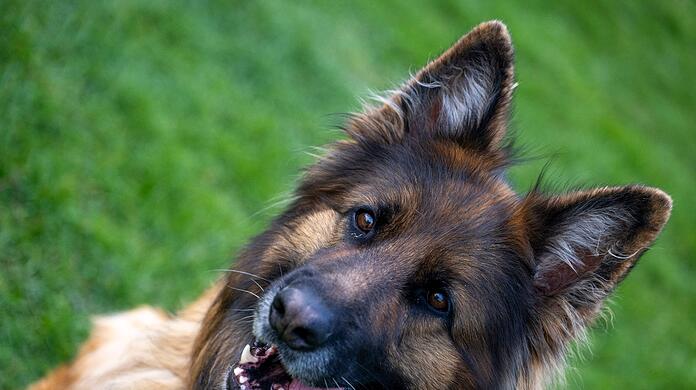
[525,185,672,322]
[347,20,515,153]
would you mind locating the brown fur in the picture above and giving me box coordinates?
[30,286,220,390]
[31,21,671,390]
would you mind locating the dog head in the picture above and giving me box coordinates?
[190,21,672,389]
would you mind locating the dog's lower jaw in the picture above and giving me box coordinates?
[227,343,347,390]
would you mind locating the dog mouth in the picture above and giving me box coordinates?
[229,341,343,390]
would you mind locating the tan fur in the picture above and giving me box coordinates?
[274,208,341,262]
[30,284,221,390]
[30,21,672,390]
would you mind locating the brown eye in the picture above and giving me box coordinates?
[427,290,449,312]
[354,209,375,233]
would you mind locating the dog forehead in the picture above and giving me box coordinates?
[350,156,517,227]
[363,140,513,195]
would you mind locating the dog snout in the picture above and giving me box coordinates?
[269,286,334,350]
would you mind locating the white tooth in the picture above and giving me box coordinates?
[239,375,248,384]
[233,367,244,376]
[239,344,258,364]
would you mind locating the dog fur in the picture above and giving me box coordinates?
[31,21,672,390]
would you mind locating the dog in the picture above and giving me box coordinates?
[31,21,671,390]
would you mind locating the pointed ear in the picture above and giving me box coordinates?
[526,185,672,319]
[347,21,515,152]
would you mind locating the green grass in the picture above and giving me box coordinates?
[1,1,694,388]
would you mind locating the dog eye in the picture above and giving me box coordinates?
[354,209,375,233]
[426,289,450,312]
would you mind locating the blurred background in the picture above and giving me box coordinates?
[1,1,694,388]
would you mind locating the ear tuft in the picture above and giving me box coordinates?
[346,21,515,153]
[407,20,514,148]
[527,185,672,300]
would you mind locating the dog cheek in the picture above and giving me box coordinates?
[390,331,460,390]
[278,208,342,263]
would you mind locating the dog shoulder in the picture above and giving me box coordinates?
[29,285,221,390]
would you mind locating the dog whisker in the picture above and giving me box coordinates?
[250,193,297,218]
[217,269,271,283]
[340,376,356,390]
[227,286,261,300]
[249,278,265,292]
[340,376,357,390]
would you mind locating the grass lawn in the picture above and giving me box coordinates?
[1,1,694,388]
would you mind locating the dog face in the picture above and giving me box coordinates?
[249,140,531,389]
[191,21,671,390]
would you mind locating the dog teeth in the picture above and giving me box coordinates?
[239,344,258,364]
[233,367,244,376]
[239,375,248,384]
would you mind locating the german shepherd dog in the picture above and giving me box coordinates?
[32,21,671,390]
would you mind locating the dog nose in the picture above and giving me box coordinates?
[269,286,334,350]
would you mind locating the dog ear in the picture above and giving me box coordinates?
[347,20,514,152]
[525,185,671,327]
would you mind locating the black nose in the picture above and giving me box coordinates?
[269,286,334,350]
